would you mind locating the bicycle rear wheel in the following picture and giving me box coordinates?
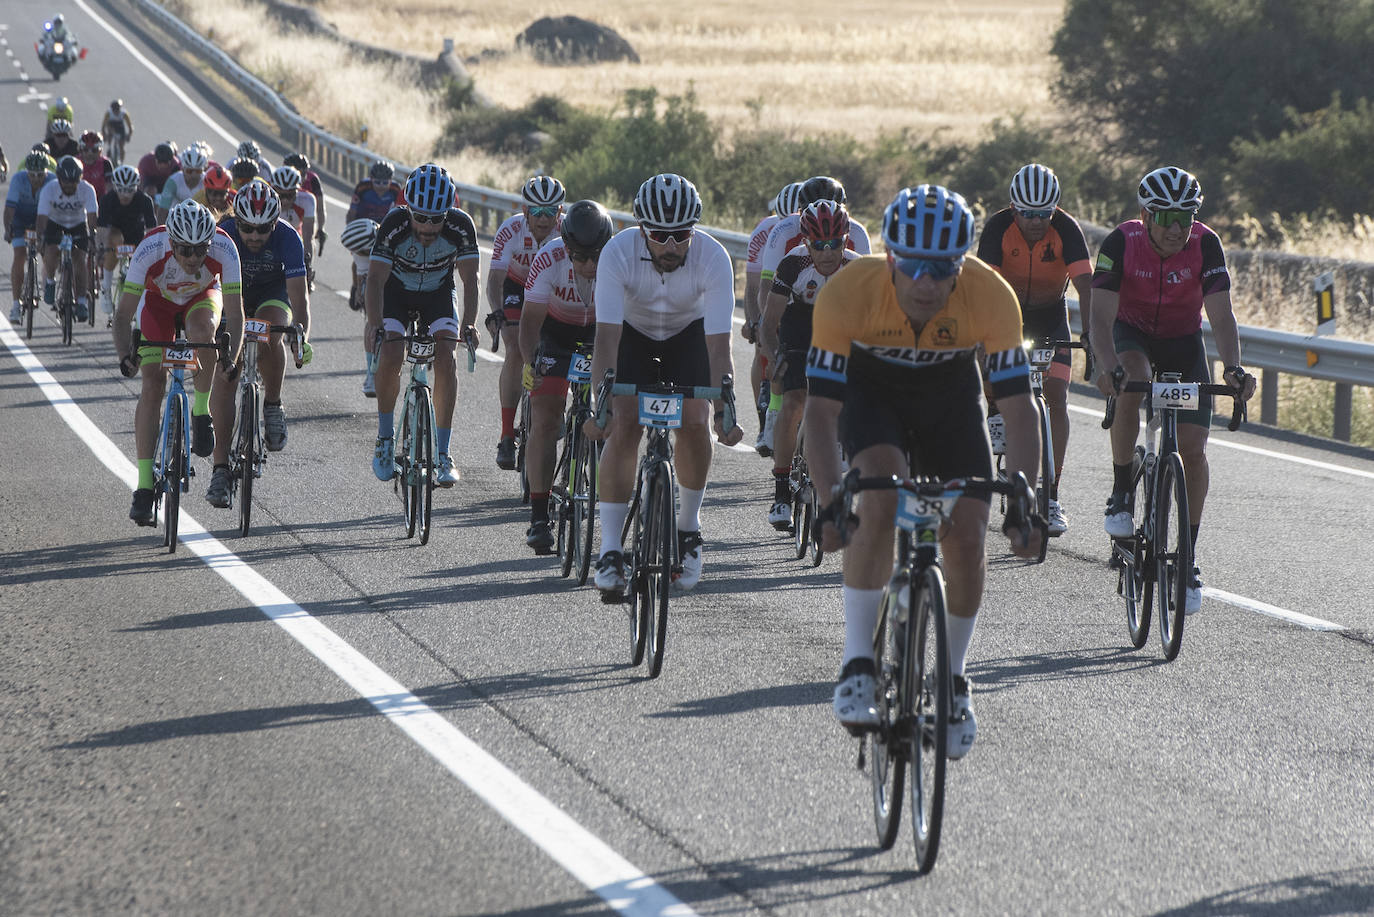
[909,565,949,875]
[869,585,905,851]
[1155,452,1191,661]
[516,392,531,504]
[237,382,259,537]
[627,481,648,666]
[1035,395,1053,523]
[163,398,185,553]
[23,261,36,339]
[808,488,825,567]
[414,387,434,545]
[555,427,575,578]
[645,465,675,678]
[86,258,97,327]
[576,436,598,586]
[398,394,416,537]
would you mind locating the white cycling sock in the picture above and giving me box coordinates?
[947,612,978,676]
[842,586,884,667]
[598,501,628,556]
[677,485,704,533]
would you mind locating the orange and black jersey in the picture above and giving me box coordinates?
[806,255,1031,402]
[976,207,1091,313]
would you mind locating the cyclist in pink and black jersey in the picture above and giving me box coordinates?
[1090,166,1255,615]
[487,175,565,471]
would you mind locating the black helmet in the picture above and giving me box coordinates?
[229,157,259,182]
[154,142,175,164]
[24,150,48,172]
[284,152,310,174]
[560,200,614,255]
[801,175,846,205]
[55,156,83,182]
[369,159,394,182]
[32,141,50,154]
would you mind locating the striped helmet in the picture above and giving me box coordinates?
[633,173,701,230]
[521,175,566,207]
[1137,166,1203,212]
[232,178,281,226]
[340,218,380,255]
[1009,163,1060,210]
[773,181,805,217]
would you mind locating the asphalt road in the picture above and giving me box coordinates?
[3,2,1374,915]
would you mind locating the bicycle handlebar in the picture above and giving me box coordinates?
[131,329,233,369]
[1102,377,1248,432]
[593,369,738,433]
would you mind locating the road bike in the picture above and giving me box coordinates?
[395,326,437,544]
[19,230,41,339]
[515,388,531,504]
[54,234,77,345]
[594,369,735,678]
[840,467,1039,874]
[788,430,823,566]
[227,318,305,536]
[1102,371,1246,660]
[104,131,125,166]
[108,244,134,328]
[551,345,599,584]
[134,325,232,553]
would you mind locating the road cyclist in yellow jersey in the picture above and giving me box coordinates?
[804,184,1044,756]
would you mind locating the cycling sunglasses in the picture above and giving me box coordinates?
[173,242,210,257]
[567,249,599,264]
[527,206,558,218]
[236,221,273,236]
[410,211,446,225]
[1017,208,1054,220]
[808,237,845,251]
[1150,209,1196,229]
[643,227,693,245]
[891,255,964,281]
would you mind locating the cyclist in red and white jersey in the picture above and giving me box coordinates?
[283,153,327,255]
[487,175,565,471]
[270,165,317,289]
[1090,166,1255,615]
[112,200,244,526]
[517,200,615,554]
[155,144,208,222]
[744,181,802,452]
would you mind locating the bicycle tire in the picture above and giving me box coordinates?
[577,436,598,586]
[23,256,36,339]
[415,386,434,545]
[1155,452,1191,661]
[86,258,97,327]
[910,564,949,875]
[627,475,648,666]
[398,392,416,537]
[237,382,259,537]
[1124,446,1153,648]
[646,463,675,679]
[869,585,905,851]
[517,392,531,504]
[1035,395,1053,524]
[556,422,575,578]
[59,257,74,346]
[163,397,185,554]
[808,489,824,567]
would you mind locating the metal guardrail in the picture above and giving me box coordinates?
[133,0,1371,442]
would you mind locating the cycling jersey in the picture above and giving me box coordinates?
[97,189,156,240]
[594,227,735,340]
[47,138,80,161]
[759,213,870,283]
[124,226,242,305]
[37,179,98,229]
[490,212,563,285]
[137,154,179,194]
[771,245,861,313]
[219,218,306,304]
[807,255,1030,402]
[46,103,74,124]
[1092,219,1231,339]
[524,237,594,327]
[6,172,54,227]
[157,171,204,211]
[976,207,1091,312]
[371,206,479,292]
[102,110,131,137]
[280,189,317,236]
[346,180,405,223]
[745,214,779,275]
[77,156,113,200]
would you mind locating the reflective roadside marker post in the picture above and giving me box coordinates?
[1314,271,1336,336]
[1309,273,1351,440]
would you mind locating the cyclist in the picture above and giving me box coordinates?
[744,181,802,452]
[4,151,54,323]
[270,165,317,289]
[35,155,98,320]
[363,163,480,488]
[101,99,134,163]
[283,153,327,255]
[804,184,1043,755]
[756,175,872,454]
[112,199,244,526]
[46,96,75,131]
[95,164,156,319]
[346,160,405,224]
[339,217,380,395]
[156,144,208,222]
[1090,166,1256,615]
[517,199,615,554]
[197,164,235,221]
[29,142,57,173]
[45,120,79,161]
[138,142,180,196]
[976,163,1093,536]
[204,179,312,506]
[76,130,113,200]
[236,140,274,180]
[758,199,859,530]
[487,175,566,471]
[583,173,744,597]
[228,157,259,190]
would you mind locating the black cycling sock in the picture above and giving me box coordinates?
[531,493,550,521]
[1112,462,1133,495]
[1190,524,1200,550]
[773,472,790,503]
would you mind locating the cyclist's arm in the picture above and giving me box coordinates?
[3,203,13,240]
[759,289,787,360]
[1203,289,1248,386]
[124,113,133,139]
[741,271,760,328]
[587,321,622,399]
[518,298,547,366]
[456,257,479,329]
[286,274,309,336]
[364,257,392,328]
[998,392,1042,494]
[802,394,844,513]
[485,265,507,314]
[1088,286,1120,391]
[222,291,245,364]
[1071,273,1092,339]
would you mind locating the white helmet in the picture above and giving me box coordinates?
[180,146,209,171]
[340,218,379,255]
[270,165,302,193]
[773,181,804,217]
[1009,163,1061,210]
[111,164,140,194]
[521,175,566,207]
[166,199,217,247]
[633,173,701,230]
[1137,166,1203,211]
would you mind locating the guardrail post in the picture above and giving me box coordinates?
[1334,383,1353,441]
[1261,368,1278,426]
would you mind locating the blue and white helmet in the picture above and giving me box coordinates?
[882,184,976,259]
[405,163,456,216]
[634,173,702,230]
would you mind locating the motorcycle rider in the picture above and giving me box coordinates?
[37,15,79,70]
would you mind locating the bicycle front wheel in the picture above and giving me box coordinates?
[808,488,825,567]
[1123,447,1153,648]
[576,437,598,586]
[414,386,434,545]
[237,383,259,537]
[23,262,36,339]
[1035,395,1053,523]
[516,392,531,504]
[556,427,575,578]
[645,465,675,678]
[1155,452,1191,661]
[909,565,949,875]
[163,398,185,553]
[627,479,648,666]
[869,585,905,851]
[398,395,416,537]
[59,259,74,345]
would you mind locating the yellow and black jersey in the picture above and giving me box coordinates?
[805,254,1031,400]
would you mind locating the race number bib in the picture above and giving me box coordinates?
[638,392,683,428]
[1151,382,1199,410]
[162,346,197,368]
[987,413,1006,455]
[243,319,270,343]
[895,488,958,532]
[567,353,591,383]
[407,338,435,362]
[1030,347,1056,369]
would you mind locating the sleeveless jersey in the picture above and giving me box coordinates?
[1091,219,1231,338]
[524,237,595,327]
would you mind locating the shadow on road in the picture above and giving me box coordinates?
[974,644,1160,691]
[1150,867,1374,916]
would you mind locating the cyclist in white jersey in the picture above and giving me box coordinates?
[518,200,615,553]
[583,174,744,597]
[35,155,99,321]
[743,181,802,451]
[270,165,317,290]
[155,145,207,222]
[487,176,565,471]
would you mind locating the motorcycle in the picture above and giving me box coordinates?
[35,24,86,81]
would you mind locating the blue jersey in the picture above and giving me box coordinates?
[346,180,405,223]
[371,207,479,293]
[6,172,55,226]
[219,217,307,300]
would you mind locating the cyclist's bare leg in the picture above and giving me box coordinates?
[597,395,644,502]
[134,361,167,461]
[1043,374,1070,482]
[73,248,88,299]
[671,399,712,490]
[1178,422,1209,526]
[839,443,905,590]
[42,244,57,283]
[10,245,25,293]
[255,304,289,402]
[1108,350,1152,465]
[209,362,235,466]
[498,324,521,416]
[528,393,563,493]
[103,228,123,274]
[430,334,459,429]
[373,336,405,413]
[940,497,990,619]
[186,309,218,398]
[773,388,806,473]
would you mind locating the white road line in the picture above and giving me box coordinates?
[1203,587,1345,632]
[1067,402,1374,480]
[0,317,698,916]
